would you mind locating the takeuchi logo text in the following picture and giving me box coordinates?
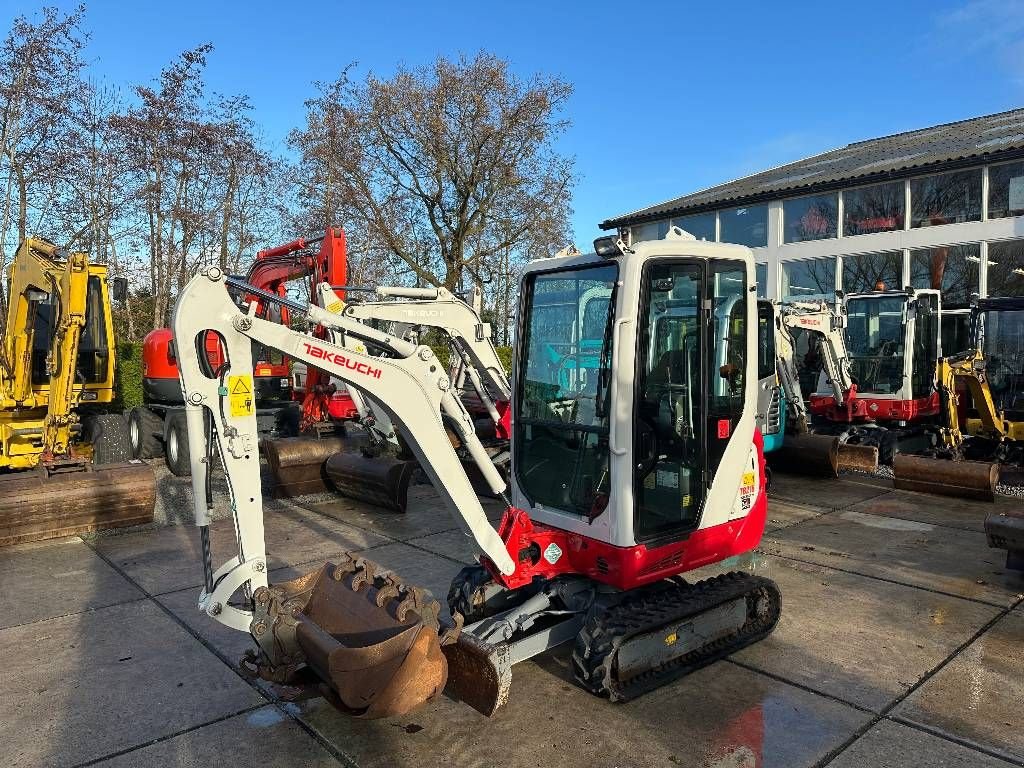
[300,342,382,379]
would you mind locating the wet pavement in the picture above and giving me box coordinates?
[1,467,1022,767]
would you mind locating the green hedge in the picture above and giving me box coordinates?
[115,341,144,411]
[495,346,512,372]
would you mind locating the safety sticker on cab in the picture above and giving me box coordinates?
[739,470,756,510]
[228,374,255,417]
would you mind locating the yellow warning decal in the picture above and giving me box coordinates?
[742,472,755,487]
[664,632,678,646]
[325,299,345,314]
[228,374,254,417]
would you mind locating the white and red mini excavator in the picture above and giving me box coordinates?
[172,226,781,719]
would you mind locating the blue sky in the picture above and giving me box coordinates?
[17,0,1024,248]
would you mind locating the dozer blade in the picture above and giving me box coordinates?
[837,442,879,474]
[325,451,416,513]
[262,435,351,497]
[441,629,513,717]
[892,454,999,502]
[0,461,155,547]
[248,554,459,719]
[766,432,840,476]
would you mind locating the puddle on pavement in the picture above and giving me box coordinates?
[246,704,300,727]
[839,511,934,532]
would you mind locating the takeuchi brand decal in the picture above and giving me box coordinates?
[300,342,382,379]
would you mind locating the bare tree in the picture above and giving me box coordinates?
[289,52,575,294]
[0,5,88,319]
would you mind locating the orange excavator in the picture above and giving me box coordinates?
[130,229,355,474]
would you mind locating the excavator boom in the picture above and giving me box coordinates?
[769,300,877,475]
[174,267,524,716]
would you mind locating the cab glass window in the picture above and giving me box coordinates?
[516,263,618,517]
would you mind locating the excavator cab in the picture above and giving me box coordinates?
[974,299,1024,420]
[26,273,116,394]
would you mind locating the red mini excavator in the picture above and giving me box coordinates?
[130,229,355,475]
[171,227,781,719]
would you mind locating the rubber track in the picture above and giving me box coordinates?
[571,572,782,702]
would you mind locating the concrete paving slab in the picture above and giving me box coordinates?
[830,720,1016,767]
[762,510,1024,607]
[93,509,387,596]
[354,541,467,608]
[263,506,389,568]
[769,472,891,511]
[843,490,1018,533]
[765,499,826,532]
[91,519,243,595]
[894,611,1024,763]
[0,600,264,768]
[405,528,479,564]
[304,484,504,542]
[296,651,870,768]
[157,586,258,669]
[733,556,1000,712]
[0,538,142,629]
[91,706,342,767]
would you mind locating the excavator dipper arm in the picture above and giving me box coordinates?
[339,284,511,401]
[174,268,524,717]
[174,269,516,628]
[780,301,855,407]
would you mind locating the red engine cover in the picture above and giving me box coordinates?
[143,328,223,380]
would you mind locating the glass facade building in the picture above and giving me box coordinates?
[622,154,1024,307]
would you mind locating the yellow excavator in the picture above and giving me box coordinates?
[0,238,155,546]
[892,342,1006,501]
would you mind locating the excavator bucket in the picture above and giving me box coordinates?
[262,435,416,512]
[324,451,416,513]
[0,462,156,546]
[248,554,459,719]
[262,435,350,497]
[893,454,999,502]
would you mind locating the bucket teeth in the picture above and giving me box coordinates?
[395,587,420,622]
[440,612,464,646]
[350,559,376,591]
[246,557,456,718]
[375,583,401,607]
